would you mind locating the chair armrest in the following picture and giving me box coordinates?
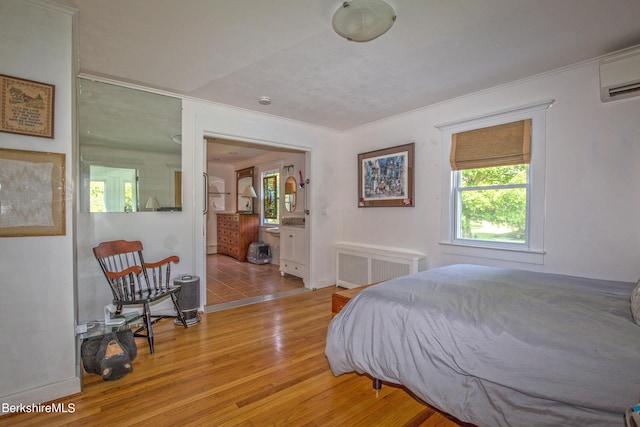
[106,265,142,279]
[144,255,180,269]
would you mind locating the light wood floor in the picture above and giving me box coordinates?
[206,254,305,306]
[1,287,464,426]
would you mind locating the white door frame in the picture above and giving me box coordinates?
[194,131,312,310]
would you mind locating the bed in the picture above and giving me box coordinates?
[325,264,640,426]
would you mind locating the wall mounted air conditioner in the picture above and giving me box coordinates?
[600,46,640,103]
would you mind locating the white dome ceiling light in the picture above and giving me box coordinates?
[332,0,396,42]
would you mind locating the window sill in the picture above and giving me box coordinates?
[439,241,545,264]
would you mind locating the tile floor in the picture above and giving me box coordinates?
[205,254,306,310]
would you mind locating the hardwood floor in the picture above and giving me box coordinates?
[206,254,305,307]
[1,287,462,426]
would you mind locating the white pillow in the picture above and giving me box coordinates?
[631,279,640,325]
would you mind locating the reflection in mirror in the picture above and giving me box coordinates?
[89,165,138,212]
[78,78,182,212]
[238,177,254,212]
[236,167,255,213]
[284,176,297,212]
[209,176,226,212]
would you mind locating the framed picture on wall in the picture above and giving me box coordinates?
[0,148,66,236]
[0,74,55,138]
[358,142,414,208]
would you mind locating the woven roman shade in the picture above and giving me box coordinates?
[450,119,532,171]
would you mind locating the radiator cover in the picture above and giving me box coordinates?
[336,242,427,289]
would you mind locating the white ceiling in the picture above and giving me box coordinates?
[72,0,640,132]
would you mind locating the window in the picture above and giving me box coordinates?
[438,99,553,263]
[262,169,279,225]
[451,119,531,246]
[90,180,106,212]
[455,164,529,244]
[89,165,138,212]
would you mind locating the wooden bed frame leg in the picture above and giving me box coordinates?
[373,378,382,390]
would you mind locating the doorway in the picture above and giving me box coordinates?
[203,137,310,311]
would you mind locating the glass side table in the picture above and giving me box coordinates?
[78,312,143,341]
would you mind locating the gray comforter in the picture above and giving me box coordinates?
[325,264,640,426]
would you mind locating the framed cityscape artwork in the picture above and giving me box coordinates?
[358,142,414,208]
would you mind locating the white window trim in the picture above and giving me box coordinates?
[436,99,554,264]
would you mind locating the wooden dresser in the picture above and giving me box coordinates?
[216,213,259,262]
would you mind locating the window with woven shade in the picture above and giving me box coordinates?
[438,100,552,263]
[450,119,532,245]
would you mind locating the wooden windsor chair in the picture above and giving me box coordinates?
[93,240,188,353]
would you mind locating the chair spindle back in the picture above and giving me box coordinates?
[93,240,180,302]
[94,240,147,301]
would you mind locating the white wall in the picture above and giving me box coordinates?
[0,0,79,408]
[76,210,195,322]
[341,59,640,282]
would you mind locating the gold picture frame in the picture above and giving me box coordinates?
[358,142,415,208]
[0,74,55,138]
[0,148,66,237]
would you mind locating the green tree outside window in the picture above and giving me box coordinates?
[458,164,527,243]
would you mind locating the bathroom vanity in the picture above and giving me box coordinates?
[279,217,305,279]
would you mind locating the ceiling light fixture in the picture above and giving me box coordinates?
[332,0,396,42]
[259,96,271,105]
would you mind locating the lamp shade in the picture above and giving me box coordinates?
[145,196,161,210]
[241,185,257,198]
[285,180,296,194]
[332,0,396,42]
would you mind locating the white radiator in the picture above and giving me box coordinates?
[336,242,427,289]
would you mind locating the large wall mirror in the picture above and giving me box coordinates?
[78,78,182,212]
